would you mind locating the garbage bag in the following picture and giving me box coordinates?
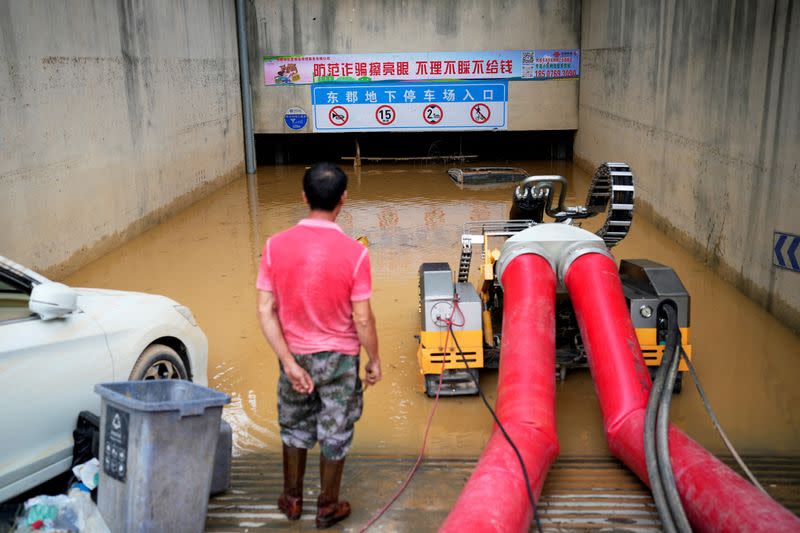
[12,489,109,533]
[65,489,109,533]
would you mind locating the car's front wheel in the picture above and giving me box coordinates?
[129,343,188,380]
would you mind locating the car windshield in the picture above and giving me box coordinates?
[0,274,34,322]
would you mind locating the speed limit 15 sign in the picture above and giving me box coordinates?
[375,105,396,125]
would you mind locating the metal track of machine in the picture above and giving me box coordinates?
[417,163,691,396]
[586,162,635,247]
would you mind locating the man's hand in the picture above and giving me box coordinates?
[257,290,314,394]
[364,358,382,386]
[353,299,381,387]
[284,360,314,394]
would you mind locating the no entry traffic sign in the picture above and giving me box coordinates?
[470,103,491,124]
[329,106,349,126]
[375,105,396,125]
[423,104,443,125]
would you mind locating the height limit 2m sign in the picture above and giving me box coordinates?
[311,81,507,132]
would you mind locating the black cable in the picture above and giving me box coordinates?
[679,348,767,493]
[647,299,767,531]
[644,326,676,533]
[656,305,691,532]
[449,324,544,533]
[645,301,695,532]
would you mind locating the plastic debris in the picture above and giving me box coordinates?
[12,490,109,533]
[65,488,109,533]
[24,497,65,525]
[71,458,100,491]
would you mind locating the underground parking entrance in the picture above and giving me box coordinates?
[254,130,574,166]
[50,133,800,532]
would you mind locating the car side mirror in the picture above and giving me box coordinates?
[29,282,78,320]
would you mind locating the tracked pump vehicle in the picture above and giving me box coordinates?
[416,163,693,396]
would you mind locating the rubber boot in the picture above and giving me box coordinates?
[316,456,351,529]
[278,445,307,520]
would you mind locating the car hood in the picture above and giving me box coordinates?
[75,287,179,312]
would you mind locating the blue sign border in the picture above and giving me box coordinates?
[311,80,507,132]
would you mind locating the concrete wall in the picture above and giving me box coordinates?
[248,0,580,134]
[575,0,800,331]
[0,0,244,276]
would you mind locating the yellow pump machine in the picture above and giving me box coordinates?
[416,164,692,396]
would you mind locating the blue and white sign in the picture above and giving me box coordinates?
[311,81,507,132]
[284,107,308,130]
[774,231,800,272]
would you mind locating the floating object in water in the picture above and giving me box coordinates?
[447,167,529,185]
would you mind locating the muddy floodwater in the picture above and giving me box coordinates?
[64,162,800,458]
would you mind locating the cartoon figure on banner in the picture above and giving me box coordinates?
[275,63,300,84]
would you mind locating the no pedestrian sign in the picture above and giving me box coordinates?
[311,81,507,132]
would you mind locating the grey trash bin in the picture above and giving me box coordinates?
[210,420,232,496]
[95,380,231,533]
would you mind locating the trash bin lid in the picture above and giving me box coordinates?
[95,380,231,417]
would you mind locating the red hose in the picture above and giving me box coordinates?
[565,252,800,532]
[440,253,559,533]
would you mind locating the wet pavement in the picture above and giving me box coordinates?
[205,453,800,532]
[64,161,800,461]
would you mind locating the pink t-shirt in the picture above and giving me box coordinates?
[256,218,371,355]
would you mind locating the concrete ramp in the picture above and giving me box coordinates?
[205,454,799,532]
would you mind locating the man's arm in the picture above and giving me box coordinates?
[352,299,382,385]
[257,290,314,394]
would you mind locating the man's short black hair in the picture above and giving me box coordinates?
[303,162,348,211]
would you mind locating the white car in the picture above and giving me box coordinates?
[0,256,208,502]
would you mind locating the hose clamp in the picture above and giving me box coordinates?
[495,241,555,289]
[559,242,614,281]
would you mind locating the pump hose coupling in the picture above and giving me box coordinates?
[495,224,612,286]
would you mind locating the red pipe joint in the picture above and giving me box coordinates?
[565,252,800,533]
[441,253,559,533]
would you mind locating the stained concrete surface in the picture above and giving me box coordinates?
[574,0,800,331]
[0,0,244,278]
[205,454,800,531]
[248,0,580,133]
[63,162,800,460]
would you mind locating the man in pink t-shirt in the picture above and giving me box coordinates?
[256,162,382,529]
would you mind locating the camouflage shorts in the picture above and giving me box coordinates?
[278,352,363,460]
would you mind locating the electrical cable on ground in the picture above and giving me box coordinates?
[359,293,544,533]
[644,301,768,533]
[644,325,675,533]
[644,301,690,532]
[655,307,692,533]
[679,348,767,494]
[357,301,460,532]
[449,321,544,533]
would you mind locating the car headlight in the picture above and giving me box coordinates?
[174,305,198,326]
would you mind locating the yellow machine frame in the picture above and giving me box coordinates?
[417,329,484,376]
[636,328,692,372]
[417,234,692,382]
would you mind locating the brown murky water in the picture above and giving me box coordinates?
[64,161,800,458]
